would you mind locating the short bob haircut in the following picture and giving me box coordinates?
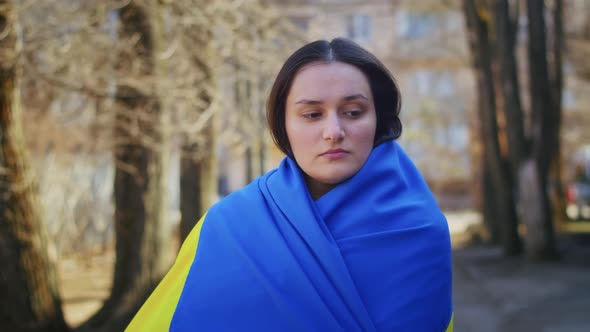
[267,38,402,156]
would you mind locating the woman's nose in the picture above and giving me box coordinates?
[322,113,345,141]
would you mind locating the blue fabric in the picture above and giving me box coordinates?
[170,140,453,331]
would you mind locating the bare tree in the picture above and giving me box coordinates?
[462,0,521,255]
[173,0,306,242]
[169,0,218,242]
[2,0,307,327]
[462,0,563,259]
[520,0,561,259]
[0,1,69,330]
[79,1,172,330]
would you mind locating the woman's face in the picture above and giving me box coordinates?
[285,61,377,199]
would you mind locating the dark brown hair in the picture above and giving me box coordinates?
[266,38,402,156]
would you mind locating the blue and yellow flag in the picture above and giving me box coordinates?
[127,141,453,331]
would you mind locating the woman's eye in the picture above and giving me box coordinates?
[303,112,322,119]
[345,109,363,117]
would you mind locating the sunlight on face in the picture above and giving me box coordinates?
[285,61,377,200]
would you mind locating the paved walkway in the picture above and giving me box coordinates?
[452,235,590,332]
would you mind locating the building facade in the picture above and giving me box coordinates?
[266,0,475,189]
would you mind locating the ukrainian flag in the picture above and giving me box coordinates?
[127,141,453,331]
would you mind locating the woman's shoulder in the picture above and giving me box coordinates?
[213,182,259,209]
[209,168,279,217]
[199,173,279,237]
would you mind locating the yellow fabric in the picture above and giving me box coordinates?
[446,313,454,332]
[126,214,207,331]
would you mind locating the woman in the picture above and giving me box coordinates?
[127,38,453,331]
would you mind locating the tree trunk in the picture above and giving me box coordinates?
[245,145,254,183]
[235,65,256,184]
[179,142,202,242]
[0,3,69,331]
[523,0,558,260]
[482,161,501,243]
[179,37,217,243]
[492,0,527,172]
[463,0,521,255]
[491,0,524,254]
[79,2,171,330]
[518,159,554,259]
[197,126,217,220]
[548,0,566,226]
[179,131,217,244]
[468,117,495,241]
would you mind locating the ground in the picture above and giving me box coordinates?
[59,252,113,327]
[452,237,590,332]
[58,212,590,331]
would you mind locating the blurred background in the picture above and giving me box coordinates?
[0,0,589,331]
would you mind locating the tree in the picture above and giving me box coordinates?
[462,0,521,255]
[462,0,563,259]
[0,1,69,330]
[79,1,172,330]
[1,0,307,327]
[520,0,561,259]
[174,0,306,242]
[174,0,218,242]
[563,0,590,161]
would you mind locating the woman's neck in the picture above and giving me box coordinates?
[304,175,337,200]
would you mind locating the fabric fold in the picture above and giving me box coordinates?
[126,140,453,332]
[263,155,378,331]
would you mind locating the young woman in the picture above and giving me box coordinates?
[127,38,453,331]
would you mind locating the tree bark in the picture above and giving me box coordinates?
[490,0,524,254]
[482,161,500,243]
[492,0,527,169]
[245,145,254,183]
[179,41,217,243]
[463,0,520,255]
[176,1,219,242]
[0,3,69,331]
[523,0,558,260]
[179,129,217,244]
[79,2,171,330]
[548,0,566,227]
[179,142,202,242]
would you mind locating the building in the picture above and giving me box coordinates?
[264,0,475,189]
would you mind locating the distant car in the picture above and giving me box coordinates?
[566,145,590,221]
[566,182,590,220]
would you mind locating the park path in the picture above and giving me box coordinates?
[452,239,590,332]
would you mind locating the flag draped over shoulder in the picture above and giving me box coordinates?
[126,140,453,332]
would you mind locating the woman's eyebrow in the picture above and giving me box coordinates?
[295,94,368,105]
[295,99,322,105]
[343,94,368,101]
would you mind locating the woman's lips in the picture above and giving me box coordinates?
[321,149,349,160]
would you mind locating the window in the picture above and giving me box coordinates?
[347,14,371,43]
[396,10,443,40]
[289,16,309,32]
[562,88,576,109]
[410,70,455,97]
[435,72,454,98]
